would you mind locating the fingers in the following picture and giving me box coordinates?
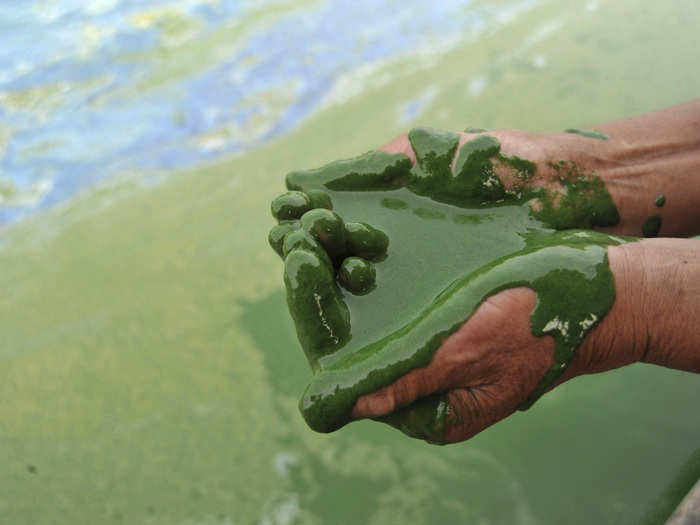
[351,363,442,418]
[350,287,555,443]
[367,382,519,445]
[350,314,481,419]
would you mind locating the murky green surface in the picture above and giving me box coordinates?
[1,0,699,523]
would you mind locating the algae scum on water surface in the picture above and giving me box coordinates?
[268,127,631,444]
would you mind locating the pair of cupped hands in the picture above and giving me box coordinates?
[283,127,698,443]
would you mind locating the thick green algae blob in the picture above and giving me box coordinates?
[271,127,629,443]
[531,161,620,229]
[564,128,610,140]
[655,194,666,207]
[643,215,662,237]
[287,150,411,191]
[339,256,376,295]
[271,190,312,220]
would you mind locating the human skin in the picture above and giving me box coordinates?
[352,100,700,443]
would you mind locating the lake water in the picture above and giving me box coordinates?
[1,0,699,523]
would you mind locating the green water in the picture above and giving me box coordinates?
[1,0,699,523]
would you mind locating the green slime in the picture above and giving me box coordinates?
[270,127,631,443]
[643,215,663,237]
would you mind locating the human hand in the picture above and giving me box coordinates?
[352,236,700,443]
[384,116,700,239]
[269,116,700,443]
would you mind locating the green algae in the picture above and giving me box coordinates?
[408,127,460,182]
[412,133,504,205]
[270,190,311,220]
[497,153,536,182]
[564,128,610,140]
[283,248,350,368]
[306,189,334,210]
[339,256,376,295]
[270,127,630,442]
[287,150,411,191]
[380,197,409,210]
[344,222,389,261]
[268,219,300,257]
[655,194,666,207]
[464,127,488,133]
[531,160,620,229]
[299,208,347,261]
[642,215,663,237]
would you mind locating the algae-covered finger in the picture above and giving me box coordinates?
[453,135,501,177]
[284,249,350,366]
[345,222,389,261]
[300,208,347,261]
[271,191,312,220]
[268,220,300,257]
[306,189,333,210]
[450,135,505,202]
[282,229,332,267]
[338,256,376,295]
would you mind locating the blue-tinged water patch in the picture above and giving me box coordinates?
[0,0,538,227]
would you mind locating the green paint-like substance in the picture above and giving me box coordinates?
[655,194,666,207]
[283,248,350,369]
[299,208,347,262]
[408,127,460,188]
[287,150,411,191]
[642,215,662,237]
[270,127,629,443]
[345,222,389,261]
[271,190,312,220]
[268,220,300,257]
[464,127,488,133]
[564,128,610,140]
[306,189,333,210]
[497,153,536,182]
[531,161,620,229]
[339,257,376,295]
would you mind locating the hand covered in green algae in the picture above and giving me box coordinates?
[345,130,629,443]
[352,123,700,444]
[269,124,633,443]
[351,287,558,442]
[269,101,700,445]
[353,236,700,444]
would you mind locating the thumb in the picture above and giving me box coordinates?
[350,361,444,419]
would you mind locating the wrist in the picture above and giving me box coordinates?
[565,242,648,379]
[568,238,700,380]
